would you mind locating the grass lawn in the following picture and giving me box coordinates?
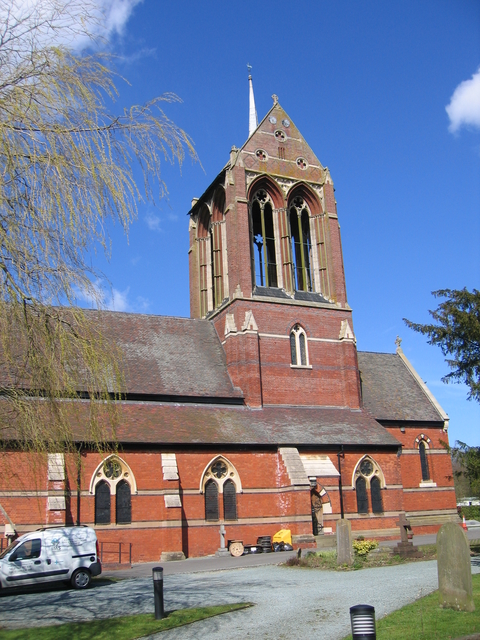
[342,573,480,639]
[0,603,252,640]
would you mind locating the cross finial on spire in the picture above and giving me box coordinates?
[395,335,402,351]
[272,94,278,104]
[248,64,258,137]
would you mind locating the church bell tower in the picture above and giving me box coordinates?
[188,78,360,410]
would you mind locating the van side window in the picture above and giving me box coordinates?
[12,539,41,560]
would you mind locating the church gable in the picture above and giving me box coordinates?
[240,101,325,188]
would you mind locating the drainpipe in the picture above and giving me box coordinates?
[76,447,82,526]
[337,446,345,519]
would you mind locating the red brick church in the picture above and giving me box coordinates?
[0,82,458,562]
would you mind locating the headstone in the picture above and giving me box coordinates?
[215,524,230,557]
[437,522,474,612]
[336,519,353,565]
[393,512,422,558]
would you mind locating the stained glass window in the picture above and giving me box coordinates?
[95,480,111,524]
[205,480,219,521]
[223,480,237,521]
[356,476,368,514]
[419,442,430,481]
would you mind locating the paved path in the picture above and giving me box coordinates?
[2,533,480,639]
[3,560,479,639]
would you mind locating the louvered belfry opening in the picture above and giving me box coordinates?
[356,476,368,514]
[223,479,237,520]
[370,476,383,513]
[95,480,111,524]
[205,479,219,521]
[116,479,132,524]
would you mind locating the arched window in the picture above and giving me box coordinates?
[223,479,237,521]
[95,480,111,525]
[211,188,226,309]
[116,480,132,524]
[290,324,308,366]
[370,476,383,513]
[419,441,430,481]
[353,456,386,515]
[201,456,241,522]
[205,479,219,521]
[197,205,212,317]
[251,190,277,288]
[356,476,368,514]
[289,197,312,292]
[90,455,136,526]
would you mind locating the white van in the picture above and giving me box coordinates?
[0,526,101,590]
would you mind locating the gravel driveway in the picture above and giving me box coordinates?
[2,559,471,639]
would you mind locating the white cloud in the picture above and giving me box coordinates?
[0,0,143,51]
[101,0,143,39]
[145,212,162,232]
[107,287,131,311]
[446,67,480,133]
[76,280,149,313]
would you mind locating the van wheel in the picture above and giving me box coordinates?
[71,568,91,589]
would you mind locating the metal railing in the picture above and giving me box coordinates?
[98,541,132,565]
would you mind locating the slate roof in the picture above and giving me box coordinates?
[38,401,398,448]
[91,311,241,400]
[357,351,444,422]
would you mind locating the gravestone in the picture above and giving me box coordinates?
[215,524,230,557]
[393,512,422,558]
[336,519,353,565]
[437,522,474,612]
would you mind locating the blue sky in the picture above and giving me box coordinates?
[46,1,480,445]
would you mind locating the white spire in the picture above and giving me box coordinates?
[247,64,258,137]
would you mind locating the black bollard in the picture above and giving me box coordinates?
[152,566,164,620]
[350,604,376,639]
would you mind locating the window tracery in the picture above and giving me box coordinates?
[201,457,241,522]
[92,456,135,525]
[290,324,309,367]
[251,189,278,288]
[353,456,385,514]
[288,196,312,292]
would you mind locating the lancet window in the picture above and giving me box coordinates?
[289,196,312,292]
[419,441,430,481]
[251,189,278,288]
[91,456,136,526]
[201,457,241,522]
[290,324,309,367]
[354,456,385,515]
[197,189,226,316]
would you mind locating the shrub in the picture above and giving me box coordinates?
[353,539,378,557]
[460,506,480,521]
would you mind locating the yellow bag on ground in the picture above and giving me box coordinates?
[272,529,292,545]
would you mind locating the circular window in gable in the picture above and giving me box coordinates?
[296,157,308,170]
[255,149,267,161]
[274,130,286,142]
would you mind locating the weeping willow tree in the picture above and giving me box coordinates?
[0,0,196,461]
